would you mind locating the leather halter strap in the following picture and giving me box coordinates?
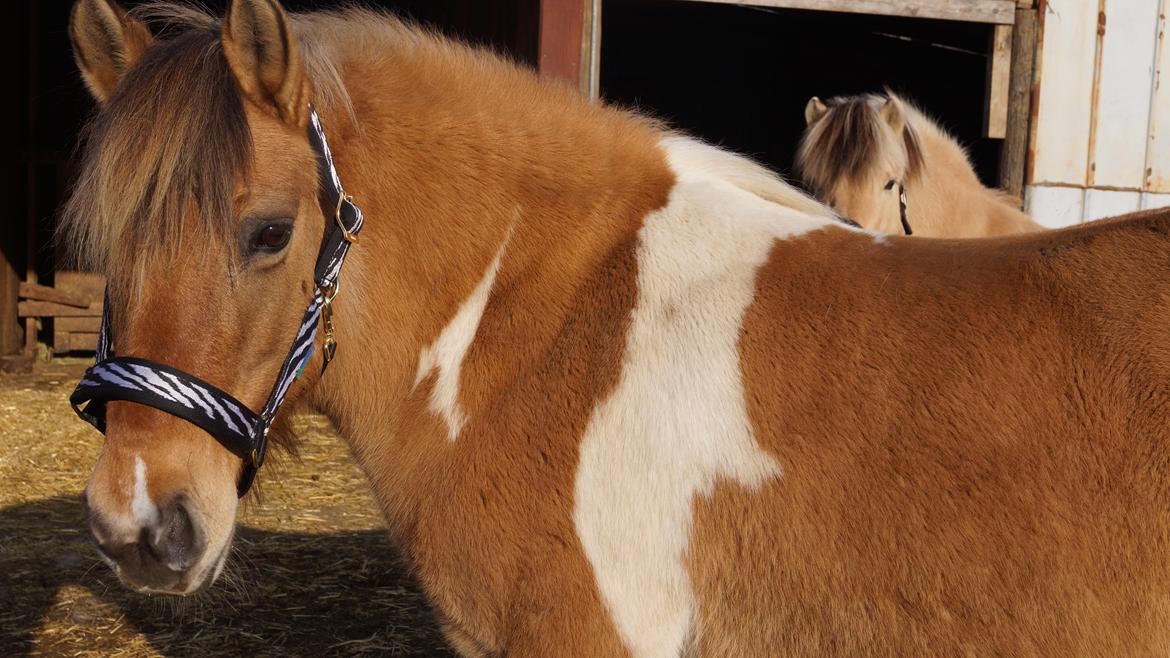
[897,182,913,235]
[70,106,363,497]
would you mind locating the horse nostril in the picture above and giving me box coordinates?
[147,497,207,572]
[84,496,116,552]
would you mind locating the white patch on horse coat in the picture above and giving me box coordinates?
[131,455,159,527]
[573,137,834,657]
[414,238,510,441]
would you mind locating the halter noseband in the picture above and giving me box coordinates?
[69,106,364,497]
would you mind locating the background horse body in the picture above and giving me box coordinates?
[67,1,1170,655]
[798,93,1044,237]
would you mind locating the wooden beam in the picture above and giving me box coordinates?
[18,282,88,308]
[985,24,1013,138]
[538,0,601,97]
[55,331,98,353]
[18,301,103,318]
[672,0,1016,24]
[999,6,1037,200]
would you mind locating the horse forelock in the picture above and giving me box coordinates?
[63,18,250,292]
[61,2,355,295]
[796,94,923,198]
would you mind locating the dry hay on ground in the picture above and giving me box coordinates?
[0,359,453,657]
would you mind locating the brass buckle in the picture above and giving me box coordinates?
[319,280,340,364]
[334,193,358,244]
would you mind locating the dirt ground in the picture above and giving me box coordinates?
[0,360,453,657]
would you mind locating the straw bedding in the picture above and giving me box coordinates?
[0,360,453,657]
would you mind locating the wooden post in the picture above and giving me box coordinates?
[0,178,20,357]
[999,6,1038,201]
[984,24,1013,139]
[539,0,601,98]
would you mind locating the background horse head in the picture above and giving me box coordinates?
[796,92,1043,237]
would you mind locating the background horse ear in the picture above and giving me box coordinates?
[878,96,907,136]
[222,0,308,126]
[69,0,152,104]
[804,97,828,125]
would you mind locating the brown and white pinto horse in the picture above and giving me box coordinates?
[68,0,1170,655]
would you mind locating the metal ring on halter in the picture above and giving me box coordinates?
[320,277,341,303]
[335,193,358,244]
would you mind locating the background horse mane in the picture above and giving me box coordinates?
[795,92,924,200]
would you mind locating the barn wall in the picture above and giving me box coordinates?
[1026,0,1169,227]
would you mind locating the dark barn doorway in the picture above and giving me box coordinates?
[600,0,1003,187]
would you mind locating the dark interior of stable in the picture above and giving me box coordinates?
[601,0,1001,185]
[6,0,999,352]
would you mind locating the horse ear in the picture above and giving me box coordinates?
[69,0,153,103]
[879,97,907,135]
[221,0,308,125]
[804,97,828,125]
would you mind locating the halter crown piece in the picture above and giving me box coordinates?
[70,106,364,497]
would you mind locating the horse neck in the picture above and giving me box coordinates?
[904,119,1036,236]
[301,29,673,517]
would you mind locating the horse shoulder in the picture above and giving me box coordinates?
[572,139,843,656]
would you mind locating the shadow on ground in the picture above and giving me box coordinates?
[0,495,454,657]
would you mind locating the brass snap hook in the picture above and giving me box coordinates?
[319,280,340,364]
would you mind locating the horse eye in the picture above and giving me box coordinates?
[884,180,897,191]
[250,222,292,253]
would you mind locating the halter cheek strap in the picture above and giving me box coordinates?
[70,106,364,497]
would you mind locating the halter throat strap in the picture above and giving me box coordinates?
[897,182,913,236]
[69,106,364,497]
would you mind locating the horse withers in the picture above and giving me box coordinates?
[798,93,1044,237]
[67,0,1170,655]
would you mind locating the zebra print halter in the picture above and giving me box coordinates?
[70,106,364,497]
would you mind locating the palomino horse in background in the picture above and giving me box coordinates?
[798,93,1043,237]
[68,0,1170,655]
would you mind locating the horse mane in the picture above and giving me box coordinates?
[795,93,926,198]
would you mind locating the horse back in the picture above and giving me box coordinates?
[687,209,1170,655]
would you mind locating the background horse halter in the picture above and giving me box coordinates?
[69,106,364,497]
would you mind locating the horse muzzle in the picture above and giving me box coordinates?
[84,492,218,595]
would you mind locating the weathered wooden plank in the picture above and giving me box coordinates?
[69,333,99,352]
[999,7,1037,197]
[1088,0,1159,189]
[1147,0,1170,192]
[56,316,102,333]
[18,281,88,308]
[1083,188,1141,221]
[985,24,1013,138]
[1025,184,1083,227]
[672,0,1016,24]
[1029,0,1097,186]
[18,301,103,318]
[56,331,98,353]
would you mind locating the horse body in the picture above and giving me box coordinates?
[798,94,1045,237]
[66,1,1170,655]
